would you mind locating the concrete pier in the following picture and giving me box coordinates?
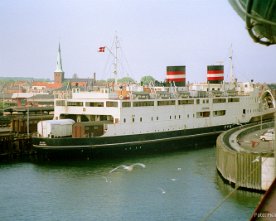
[216,121,274,191]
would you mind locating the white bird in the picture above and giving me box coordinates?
[158,187,166,194]
[177,167,182,171]
[109,163,146,173]
[170,178,177,182]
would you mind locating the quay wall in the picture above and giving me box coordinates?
[0,129,33,161]
[0,111,53,161]
[216,122,275,191]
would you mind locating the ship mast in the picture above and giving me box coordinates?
[229,45,235,85]
[114,35,119,85]
[104,35,119,84]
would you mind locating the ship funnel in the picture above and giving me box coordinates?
[207,65,224,84]
[166,66,186,86]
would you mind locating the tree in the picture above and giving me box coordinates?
[117,77,135,83]
[140,75,155,85]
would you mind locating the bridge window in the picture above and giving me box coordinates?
[133,101,154,107]
[228,98,240,102]
[178,99,194,105]
[67,102,83,106]
[213,98,226,103]
[157,100,175,106]
[196,111,210,118]
[106,101,118,107]
[122,102,131,108]
[86,102,104,107]
[213,110,226,116]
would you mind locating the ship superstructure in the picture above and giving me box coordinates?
[51,81,273,137]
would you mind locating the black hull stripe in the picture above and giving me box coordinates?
[33,130,223,150]
[93,130,222,147]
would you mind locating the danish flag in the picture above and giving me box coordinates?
[98,47,105,52]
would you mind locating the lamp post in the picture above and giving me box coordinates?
[27,104,29,137]
[26,98,30,138]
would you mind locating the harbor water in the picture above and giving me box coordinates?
[0,147,262,221]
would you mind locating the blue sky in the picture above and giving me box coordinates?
[0,0,275,83]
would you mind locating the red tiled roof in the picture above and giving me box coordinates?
[32,82,62,89]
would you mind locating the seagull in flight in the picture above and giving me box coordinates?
[158,187,166,194]
[109,163,146,173]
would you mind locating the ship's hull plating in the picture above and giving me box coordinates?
[32,124,234,159]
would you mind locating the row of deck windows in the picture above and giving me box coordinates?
[122,98,238,107]
[57,97,241,107]
[122,110,227,123]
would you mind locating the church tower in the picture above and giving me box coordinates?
[54,43,64,84]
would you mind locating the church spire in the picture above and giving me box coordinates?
[55,43,63,72]
[54,42,64,84]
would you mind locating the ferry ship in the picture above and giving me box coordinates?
[32,65,275,159]
[32,39,275,159]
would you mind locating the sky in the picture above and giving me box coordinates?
[0,0,275,83]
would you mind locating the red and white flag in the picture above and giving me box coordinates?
[98,47,105,52]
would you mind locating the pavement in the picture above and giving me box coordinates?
[230,127,274,154]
